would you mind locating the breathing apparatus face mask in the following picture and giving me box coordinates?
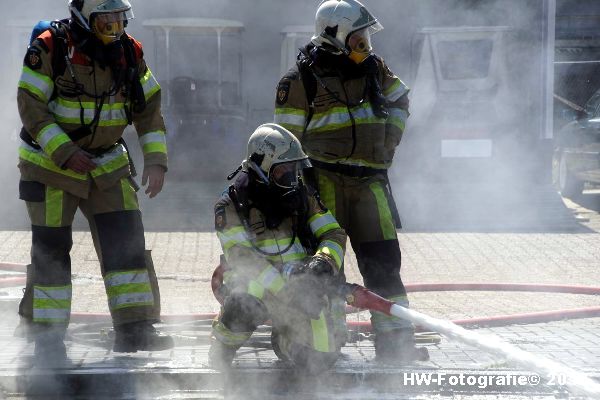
[92,10,132,45]
[346,23,382,64]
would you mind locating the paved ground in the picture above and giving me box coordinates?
[0,186,599,399]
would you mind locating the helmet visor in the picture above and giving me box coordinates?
[93,10,133,39]
[270,159,311,189]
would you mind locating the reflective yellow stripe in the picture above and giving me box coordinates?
[143,142,167,154]
[140,68,161,100]
[45,186,63,227]
[369,182,396,240]
[139,131,167,155]
[317,240,344,269]
[317,174,336,217]
[19,145,87,180]
[309,211,341,238]
[274,107,306,130]
[311,311,329,353]
[212,320,251,347]
[33,285,72,323]
[37,123,71,156]
[256,266,286,294]
[384,79,409,102]
[19,66,54,103]
[247,280,265,299]
[121,179,138,210]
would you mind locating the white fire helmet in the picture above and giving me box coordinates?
[311,0,383,59]
[69,0,133,42]
[243,123,311,188]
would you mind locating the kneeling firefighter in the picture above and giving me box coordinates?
[211,123,347,372]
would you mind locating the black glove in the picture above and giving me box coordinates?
[306,256,334,277]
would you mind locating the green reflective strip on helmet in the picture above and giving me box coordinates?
[317,240,343,269]
[45,186,64,227]
[121,178,138,210]
[317,173,336,216]
[369,182,396,240]
[212,320,252,347]
[310,311,330,353]
[384,79,409,103]
[141,68,161,100]
[19,66,54,103]
[19,145,87,180]
[247,280,265,300]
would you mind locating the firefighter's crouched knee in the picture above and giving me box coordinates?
[289,344,339,374]
[221,292,268,333]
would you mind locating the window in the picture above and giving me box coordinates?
[437,39,494,80]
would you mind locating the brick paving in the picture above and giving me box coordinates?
[0,187,598,398]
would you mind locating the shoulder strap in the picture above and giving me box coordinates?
[297,56,317,134]
[48,20,69,81]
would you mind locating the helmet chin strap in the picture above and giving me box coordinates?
[320,31,351,56]
[72,7,92,31]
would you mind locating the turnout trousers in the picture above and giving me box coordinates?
[314,168,412,334]
[18,177,161,333]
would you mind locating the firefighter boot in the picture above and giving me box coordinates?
[208,338,239,370]
[33,330,68,367]
[113,321,174,353]
[374,328,430,365]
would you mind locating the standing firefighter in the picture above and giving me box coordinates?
[211,123,347,372]
[16,0,172,361]
[274,0,428,364]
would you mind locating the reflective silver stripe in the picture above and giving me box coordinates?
[389,108,409,123]
[34,287,72,300]
[48,100,127,122]
[218,228,250,250]
[19,67,54,101]
[109,292,154,310]
[260,267,282,288]
[33,308,70,320]
[308,105,381,131]
[385,80,409,103]
[274,112,306,127]
[309,213,338,235]
[142,70,160,99]
[259,241,306,257]
[37,124,67,150]
[318,240,344,264]
[139,131,166,147]
[92,144,127,166]
[105,270,150,288]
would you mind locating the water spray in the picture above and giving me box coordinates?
[344,283,600,399]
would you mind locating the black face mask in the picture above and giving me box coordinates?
[248,174,307,229]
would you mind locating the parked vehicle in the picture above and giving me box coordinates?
[553,88,600,198]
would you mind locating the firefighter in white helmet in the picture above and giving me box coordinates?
[16,0,172,363]
[211,123,347,372]
[274,0,429,364]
